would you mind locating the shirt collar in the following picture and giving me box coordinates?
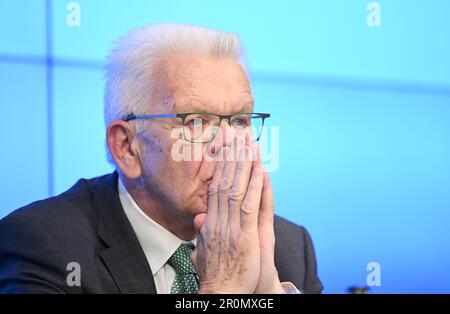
[118,177,196,275]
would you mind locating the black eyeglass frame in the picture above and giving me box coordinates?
[122,112,271,143]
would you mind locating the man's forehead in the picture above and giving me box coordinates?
[157,54,254,114]
[173,97,254,114]
[160,55,249,87]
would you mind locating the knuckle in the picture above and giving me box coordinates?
[208,184,219,195]
[218,177,233,191]
[228,189,245,202]
[240,201,255,215]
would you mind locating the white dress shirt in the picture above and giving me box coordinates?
[118,178,196,294]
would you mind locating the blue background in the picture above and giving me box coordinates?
[1,0,449,293]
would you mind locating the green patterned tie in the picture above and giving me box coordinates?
[168,243,200,294]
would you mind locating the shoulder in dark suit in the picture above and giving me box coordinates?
[0,172,323,293]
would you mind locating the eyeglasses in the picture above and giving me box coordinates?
[122,112,270,143]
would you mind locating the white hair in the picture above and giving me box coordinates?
[103,23,248,164]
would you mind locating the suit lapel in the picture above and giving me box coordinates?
[98,233,157,294]
[92,172,157,294]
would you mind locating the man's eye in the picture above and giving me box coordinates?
[234,118,250,127]
[185,118,205,127]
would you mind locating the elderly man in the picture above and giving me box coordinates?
[0,24,322,294]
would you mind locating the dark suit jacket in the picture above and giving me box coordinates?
[0,172,322,293]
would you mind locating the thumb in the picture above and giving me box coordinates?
[193,213,207,233]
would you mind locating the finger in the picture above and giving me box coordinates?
[259,170,275,243]
[228,146,253,226]
[245,133,251,148]
[250,141,261,171]
[240,166,264,232]
[207,147,228,222]
[218,145,238,228]
[190,248,199,273]
[256,143,261,167]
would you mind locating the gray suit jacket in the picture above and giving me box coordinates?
[0,172,322,293]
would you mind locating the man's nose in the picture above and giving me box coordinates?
[208,119,238,156]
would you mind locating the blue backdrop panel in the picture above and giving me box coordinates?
[0,0,46,56]
[52,0,450,84]
[0,62,49,218]
[253,80,450,293]
[53,66,113,194]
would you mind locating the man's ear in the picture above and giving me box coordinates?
[107,121,143,179]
